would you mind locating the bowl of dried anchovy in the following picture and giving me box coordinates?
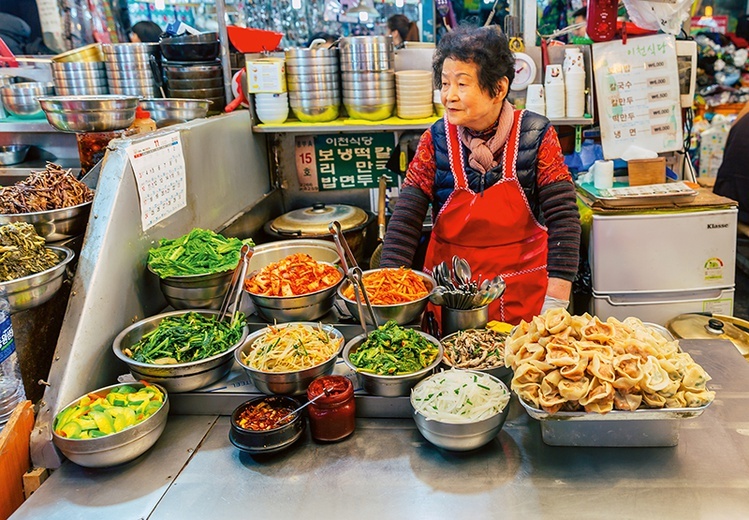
[0,163,94,242]
[0,222,75,312]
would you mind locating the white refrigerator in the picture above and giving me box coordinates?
[589,208,737,325]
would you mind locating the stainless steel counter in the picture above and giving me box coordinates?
[12,339,749,520]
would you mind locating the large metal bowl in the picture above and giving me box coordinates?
[344,102,394,121]
[52,382,169,467]
[245,264,344,322]
[0,246,75,313]
[343,330,442,397]
[51,43,104,63]
[290,103,340,123]
[36,95,139,112]
[411,370,510,451]
[235,322,344,395]
[149,266,234,310]
[0,145,30,166]
[38,95,139,132]
[139,98,211,127]
[112,310,250,393]
[337,268,434,326]
[0,200,93,243]
[439,329,512,387]
[249,239,339,271]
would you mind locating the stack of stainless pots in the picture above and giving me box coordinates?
[103,43,161,98]
[52,62,108,96]
[285,47,340,123]
[340,36,395,121]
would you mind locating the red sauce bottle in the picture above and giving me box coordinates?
[306,375,355,442]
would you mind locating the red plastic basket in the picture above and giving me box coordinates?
[227,26,283,53]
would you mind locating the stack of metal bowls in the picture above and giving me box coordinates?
[51,43,104,64]
[285,47,340,123]
[103,43,160,98]
[163,60,224,112]
[52,62,108,96]
[340,36,395,121]
[0,82,55,119]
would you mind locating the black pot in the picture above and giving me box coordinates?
[160,41,220,62]
[229,396,306,454]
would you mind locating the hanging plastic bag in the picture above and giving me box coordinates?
[621,0,692,35]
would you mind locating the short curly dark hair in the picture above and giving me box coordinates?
[432,25,515,98]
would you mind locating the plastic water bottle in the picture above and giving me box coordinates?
[0,292,25,430]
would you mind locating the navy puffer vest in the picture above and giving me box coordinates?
[431,110,551,221]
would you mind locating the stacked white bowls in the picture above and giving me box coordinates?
[544,64,565,119]
[255,93,289,124]
[340,36,395,121]
[525,84,546,116]
[104,43,160,98]
[563,48,586,118]
[52,62,108,96]
[285,47,340,123]
[395,70,433,119]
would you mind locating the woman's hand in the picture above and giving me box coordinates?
[540,277,573,313]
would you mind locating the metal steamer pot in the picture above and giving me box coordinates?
[666,313,749,360]
[264,203,374,264]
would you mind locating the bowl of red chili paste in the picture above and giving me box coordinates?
[229,395,305,453]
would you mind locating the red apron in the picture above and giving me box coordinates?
[424,111,549,326]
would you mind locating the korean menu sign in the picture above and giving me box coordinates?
[592,34,683,159]
[126,131,187,231]
[295,133,395,191]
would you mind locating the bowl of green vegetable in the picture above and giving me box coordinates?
[342,320,443,397]
[112,310,249,393]
[147,228,254,310]
[52,381,169,467]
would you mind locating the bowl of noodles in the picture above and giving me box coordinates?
[244,253,344,322]
[235,322,344,395]
[337,268,435,326]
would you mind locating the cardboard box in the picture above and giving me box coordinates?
[246,58,286,94]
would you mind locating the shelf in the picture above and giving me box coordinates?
[0,119,58,133]
[252,115,440,134]
[549,117,596,126]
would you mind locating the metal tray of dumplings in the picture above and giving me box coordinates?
[519,398,711,447]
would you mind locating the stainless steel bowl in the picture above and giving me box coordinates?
[245,264,344,321]
[150,266,234,310]
[102,43,159,54]
[340,59,393,72]
[343,330,442,396]
[53,70,108,82]
[52,61,106,72]
[235,322,344,395]
[37,95,139,112]
[286,63,338,75]
[411,371,510,451]
[344,102,394,121]
[342,81,394,92]
[339,36,393,51]
[439,329,512,387]
[167,32,219,44]
[1,82,55,97]
[285,47,338,59]
[0,200,93,242]
[112,310,250,393]
[285,56,338,67]
[288,91,341,103]
[337,268,434,325]
[0,145,30,166]
[54,77,108,88]
[1,83,55,118]
[290,104,340,123]
[164,65,222,80]
[343,93,396,104]
[53,86,109,96]
[342,71,395,82]
[249,239,340,271]
[286,74,340,89]
[52,382,169,467]
[43,109,135,132]
[139,98,211,127]
[0,246,75,312]
[106,69,155,81]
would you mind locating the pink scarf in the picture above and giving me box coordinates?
[458,100,514,174]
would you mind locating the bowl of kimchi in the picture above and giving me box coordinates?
[243,253,344,322]
[337,268,435,326]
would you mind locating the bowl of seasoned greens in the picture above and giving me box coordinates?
[342,320,442,397]
[147,228,254,310]
[52,381,169,467]
[112,310,249,393]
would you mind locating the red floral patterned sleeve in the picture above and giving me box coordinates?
[401,128,436,200]
[536,125,573,187]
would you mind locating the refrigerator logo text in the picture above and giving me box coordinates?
[707,223,729,229]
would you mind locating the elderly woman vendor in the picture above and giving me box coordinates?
[380,26,581,325]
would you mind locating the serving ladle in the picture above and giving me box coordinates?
[453,256,472,287]
[275,386,331,426]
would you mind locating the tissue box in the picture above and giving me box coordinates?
[246,58,286,93]
[628,157,666,186]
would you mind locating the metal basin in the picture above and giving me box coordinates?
[342,70,395,82]
[0,200,93,242]
[288,90,341,103]
[285,47,338,59]
[286,63,338,75]
[106,69,154,81]
[52,382,169,468]
[139,98,211,127]
[52,61,105,72]
[112,310,250,393]
[0,246,75,312]
[290,103,340,123]
[343,330,442,397]
[37,95,139,112]
[285,56,338,68]
[344,102,394,121]
[54,87,109,96]
[343,93,396,104]
[43,109,135,132]
[0,145,30,166]
[235,322,343,395]
[249,239,340,270]
[151,266,234,310]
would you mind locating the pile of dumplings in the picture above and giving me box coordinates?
[505,309,715,414]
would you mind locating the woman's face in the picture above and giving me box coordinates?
[440,58,507,131]
[390,29,402,46]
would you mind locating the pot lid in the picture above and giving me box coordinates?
[667,313,749,358]
[270,203,368,235]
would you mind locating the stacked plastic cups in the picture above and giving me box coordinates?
[525,84,545,116]
[52,61,108,96]
[544,64,565,119]
[395,70,433,119]
[285,47,340,123]
[104,43,161,98]
[340,36,395,121]
[563,47,586,118]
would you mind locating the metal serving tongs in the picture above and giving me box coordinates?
[218,243,253,322]
[328,221,378,332]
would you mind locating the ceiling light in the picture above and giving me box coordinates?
[343,0,380,21]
